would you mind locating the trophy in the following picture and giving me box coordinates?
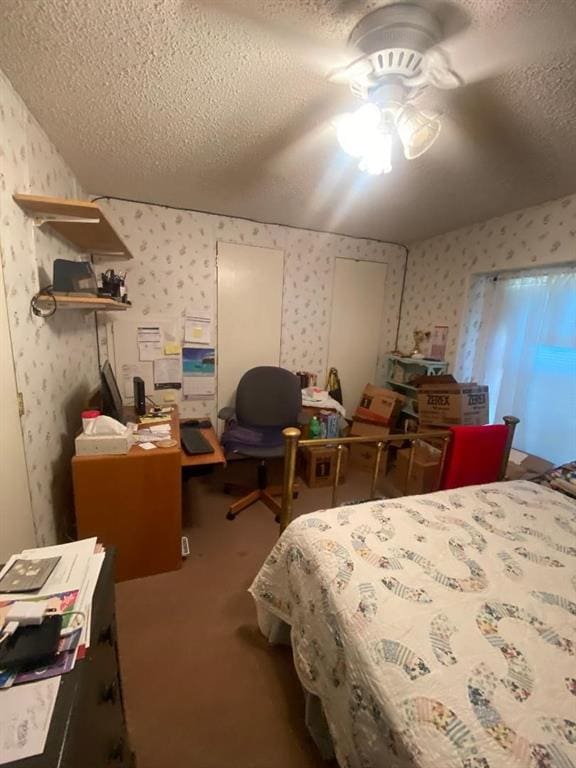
[411,329,430,359]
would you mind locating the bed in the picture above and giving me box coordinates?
[249,480,576,768]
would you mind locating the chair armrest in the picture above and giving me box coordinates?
[218,406,236,421]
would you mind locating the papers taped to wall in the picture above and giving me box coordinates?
[153,357,182,389]
[137,326,162,362]
[184,313,212,346]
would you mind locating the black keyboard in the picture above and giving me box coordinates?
[180,427,214,456]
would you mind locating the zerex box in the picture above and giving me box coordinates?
[417,384,489,427]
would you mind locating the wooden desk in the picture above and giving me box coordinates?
[180,422,226,468]
[72,409,224,581]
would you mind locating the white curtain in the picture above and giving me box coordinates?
[471,266,576,465]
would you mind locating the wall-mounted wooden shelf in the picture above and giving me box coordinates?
[34,293,129,312]
[13,193,133,261]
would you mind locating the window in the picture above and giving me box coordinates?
[466,266,576,465]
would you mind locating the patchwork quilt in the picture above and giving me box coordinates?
[249,481,576,768]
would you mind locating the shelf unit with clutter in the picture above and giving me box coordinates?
[14,193,133,317]
[384,354,449,419]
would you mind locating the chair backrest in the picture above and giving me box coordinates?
[440,424,509,490]
[235,366,302,428]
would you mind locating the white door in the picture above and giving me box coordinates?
[328,258,388,415]
[0,254,36,560]
[217,242,284,418]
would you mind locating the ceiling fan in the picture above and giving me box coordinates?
[201,0,576,178]
[328,2,465,174]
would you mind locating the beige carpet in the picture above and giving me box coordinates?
[115,459,385,768]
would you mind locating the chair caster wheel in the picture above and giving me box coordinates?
[226,512,236,521]
[275,514,280,524]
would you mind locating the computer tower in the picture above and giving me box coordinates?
[133,376,146,416]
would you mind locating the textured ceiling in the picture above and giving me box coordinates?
[1,0,575,243]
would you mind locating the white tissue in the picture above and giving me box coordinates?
[84,415,127,436]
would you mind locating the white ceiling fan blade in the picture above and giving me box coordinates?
[420,48,462,89]
[439,5,576,86]
[197,0,359,75]
[328,57,373,85]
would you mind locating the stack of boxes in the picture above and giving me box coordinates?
[390,374,491,494]
[349,384,405,472]
[298,375,492,494]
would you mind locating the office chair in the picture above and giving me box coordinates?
[219,366,302,521]
[439,424,510,490]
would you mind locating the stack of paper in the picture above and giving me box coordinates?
[0,539,104,681]
[134,423,172,444]
[0,539,105,762]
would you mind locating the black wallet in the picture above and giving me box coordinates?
[0,614,62,671]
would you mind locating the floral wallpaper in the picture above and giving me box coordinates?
[398,193,576,375]
[6,55,572,550]
[97,199,406,421]
[0,69,99,546]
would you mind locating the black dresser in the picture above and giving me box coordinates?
[10,550,134,768]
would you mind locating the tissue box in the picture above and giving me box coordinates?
[75,432,133,456]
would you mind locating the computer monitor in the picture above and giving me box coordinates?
[101,360,124,423]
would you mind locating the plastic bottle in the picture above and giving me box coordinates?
[309,416,322,439]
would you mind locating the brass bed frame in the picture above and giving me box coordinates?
[278,416,519,533]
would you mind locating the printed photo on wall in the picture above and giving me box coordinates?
[182,346,216,398]
[430,326,449,361]
[182,347,215,376]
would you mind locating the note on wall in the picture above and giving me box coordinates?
[184,313,212,346]
[137,326,161,343]
[137,325,162,362]
[164,342,180,356]
[139,342,162,362]
[153,357,182,390]
[183,376,216,398]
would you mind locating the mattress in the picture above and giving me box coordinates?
[249,480,576,768]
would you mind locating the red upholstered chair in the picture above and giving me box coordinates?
[439,424,510,490]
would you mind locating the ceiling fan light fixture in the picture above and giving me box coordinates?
[358,130,392,175]
[395,104,441,159]
[335,103,382,158]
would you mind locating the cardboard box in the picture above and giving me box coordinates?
[389,440,442,495]
[299,445,348,488]
[355,384,404,428]
[417,382,489,427]
[349,420,393,474]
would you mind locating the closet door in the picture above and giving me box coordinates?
[217,242,284,416]
[328,258,388,415]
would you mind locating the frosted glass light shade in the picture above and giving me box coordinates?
[336,103,381,158]
[396,104,441,159]
[358,131,392,175]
